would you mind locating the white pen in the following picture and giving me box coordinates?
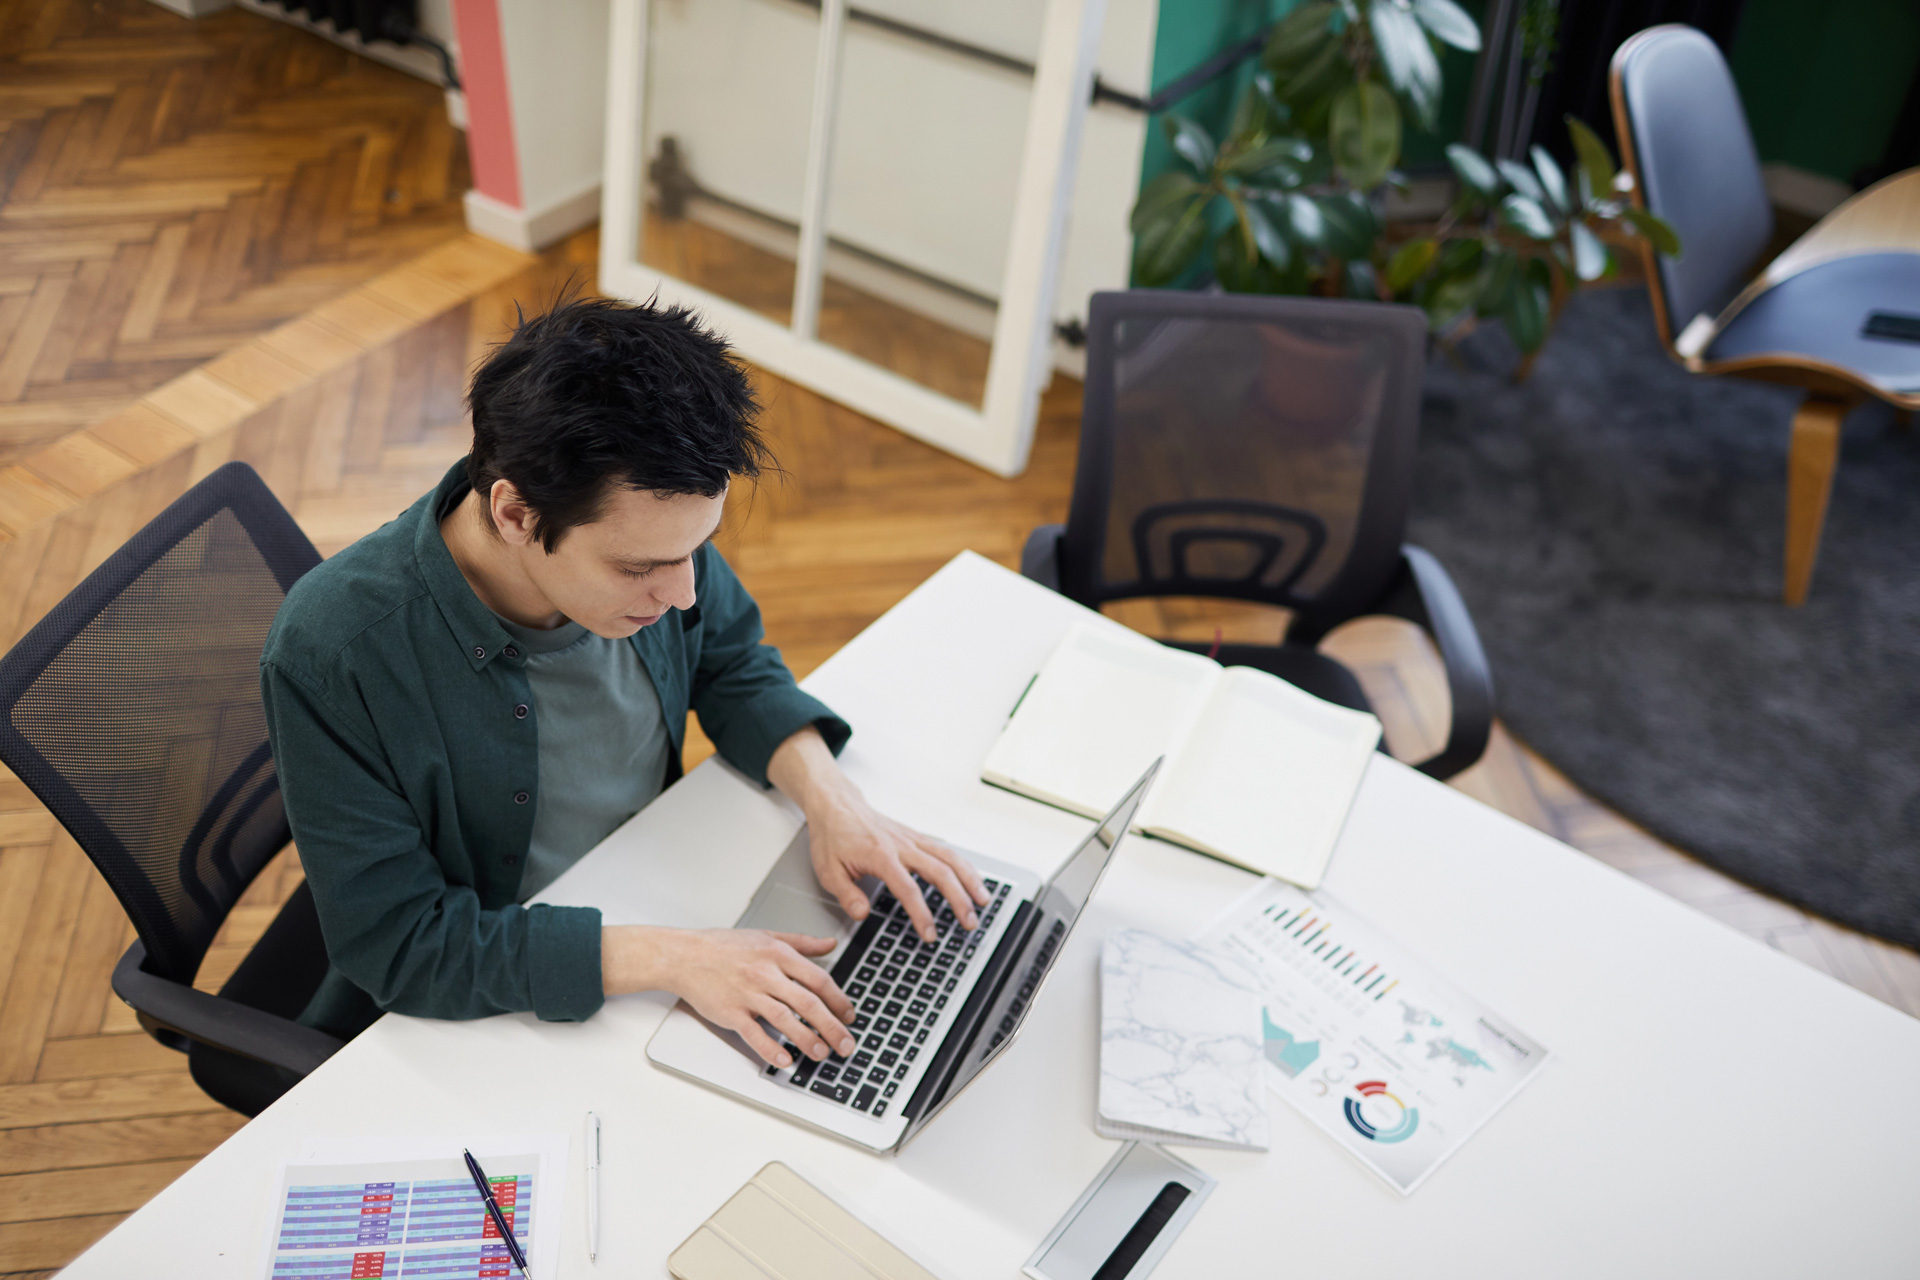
[586,1111,601,1263]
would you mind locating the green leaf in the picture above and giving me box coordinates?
[1316,192,1379,259]
[1274,34,1347,124]
[1475,247,1519,315]
[1132,193,1212,286]
[1565,116,1616,208]
[1129,171,1203,234]
[1225,136,1313,177]
[1530,145,1571,214]
[1329,80,1401,190]
[1252,70,1290,124]
[1438,237,1484,276]
[1264,0,1338,71]
[1385,236,1439,291]
[1243,197,1293,270]
[1283,192,1327,247]
[1412,0,1480,51]
[1622,207,1682,257]
[1500,193,1555,240]
[1501,258,1552,352]
[1496,158,1544,204]
[1370,1,1442,129]
[1445,143,1500,199]
[1569,220,1608,281]
[1163,115,1218,175]
[1426,271,1482,328]
[1345,259,1382,300]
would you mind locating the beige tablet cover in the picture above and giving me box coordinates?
[667,1162,941,1280]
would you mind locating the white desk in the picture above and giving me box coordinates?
[65,553,1920,1278]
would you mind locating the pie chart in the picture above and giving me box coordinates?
[1343,1079,1419,1144]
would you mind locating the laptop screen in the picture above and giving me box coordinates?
[899,758,1161,1145]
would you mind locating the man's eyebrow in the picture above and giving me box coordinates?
[611,538,713,570]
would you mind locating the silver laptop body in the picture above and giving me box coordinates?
[646,761,1160,1153]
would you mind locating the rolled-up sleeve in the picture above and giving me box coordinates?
[262,660,604,1023]
[687,547,850,785]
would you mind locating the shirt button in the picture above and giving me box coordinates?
[472,645,486,659]
[513,791,530,805]
[514,704,529,719]
[504,645,520,659]
[503,855,519,867]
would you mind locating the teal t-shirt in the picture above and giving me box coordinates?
[492,612,673,901]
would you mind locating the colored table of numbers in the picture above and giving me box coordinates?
[266,1159,539,1280]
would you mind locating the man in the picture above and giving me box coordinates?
[261,296,986,1073]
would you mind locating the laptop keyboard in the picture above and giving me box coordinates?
[769,876,1012,1119]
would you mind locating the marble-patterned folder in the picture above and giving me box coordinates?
[1097,930,1270,1152]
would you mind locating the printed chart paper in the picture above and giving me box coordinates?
[261,1134,568,1279]
[1199,880,1548,1194]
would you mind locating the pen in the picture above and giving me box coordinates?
[585,1111,601,1264]
[463,1148,532,1279]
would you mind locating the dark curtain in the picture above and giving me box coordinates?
[1526,0,1749,162]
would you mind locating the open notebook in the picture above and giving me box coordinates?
[982,620,1380,887]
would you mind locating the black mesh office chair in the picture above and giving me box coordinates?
[1023,290,1493,779]
[0,462,342,1116]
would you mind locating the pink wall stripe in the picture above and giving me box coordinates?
[451,0,522,209]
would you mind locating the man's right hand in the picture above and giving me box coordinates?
[602,925,856,1069]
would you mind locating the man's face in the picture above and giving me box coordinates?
[498,480,728,638]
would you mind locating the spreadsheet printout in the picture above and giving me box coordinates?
[1200,879,1550,1194]
[261,1135,568,1279]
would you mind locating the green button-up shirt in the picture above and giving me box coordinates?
[260,461,849,1039]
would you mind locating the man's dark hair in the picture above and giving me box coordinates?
[466,295,771,551]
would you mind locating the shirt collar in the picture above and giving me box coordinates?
[414,460,522,672]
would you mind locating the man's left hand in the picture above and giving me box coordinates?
[767,726,991,943]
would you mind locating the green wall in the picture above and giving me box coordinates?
[1729,0,1920,184]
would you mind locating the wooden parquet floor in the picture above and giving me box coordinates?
[2,223,1918,1273]
[0,0,471,469]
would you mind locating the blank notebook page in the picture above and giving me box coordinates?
[1149,666,1380,886]
[983,621,1217,816]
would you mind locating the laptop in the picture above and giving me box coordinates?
[647,761,1161,1154]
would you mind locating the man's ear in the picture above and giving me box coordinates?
[488,479,540,548]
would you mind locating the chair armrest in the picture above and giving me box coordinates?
[1373,545,1494,780]
[112,942,344,1078]
[1021,523,1065,592]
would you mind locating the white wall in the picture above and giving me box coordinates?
[497,0,610,221]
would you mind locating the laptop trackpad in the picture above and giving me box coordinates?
[739,882,852,942]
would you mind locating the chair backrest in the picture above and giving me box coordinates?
[1060,290,1428,636]
[1610,24,1773,344]
[0,463,320,986]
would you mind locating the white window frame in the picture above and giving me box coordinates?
[598,0,1108,477]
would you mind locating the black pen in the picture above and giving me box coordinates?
[462,1148,532,1279]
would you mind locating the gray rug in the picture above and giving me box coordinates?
[1408,287,1920,950]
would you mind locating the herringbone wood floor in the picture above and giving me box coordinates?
[0,0,471,469]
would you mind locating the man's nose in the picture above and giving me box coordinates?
[658,559,697,612]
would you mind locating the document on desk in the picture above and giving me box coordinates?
[1200,880,1549,1195]
[258,1133,568,1279]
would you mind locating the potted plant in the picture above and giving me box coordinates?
[1129,0,1680,359]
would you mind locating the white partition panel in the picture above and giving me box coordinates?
[600,0,1108,476]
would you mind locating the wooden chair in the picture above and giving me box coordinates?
[1610,25,1920,605]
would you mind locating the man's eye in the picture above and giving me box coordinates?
[621,565,656,579]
